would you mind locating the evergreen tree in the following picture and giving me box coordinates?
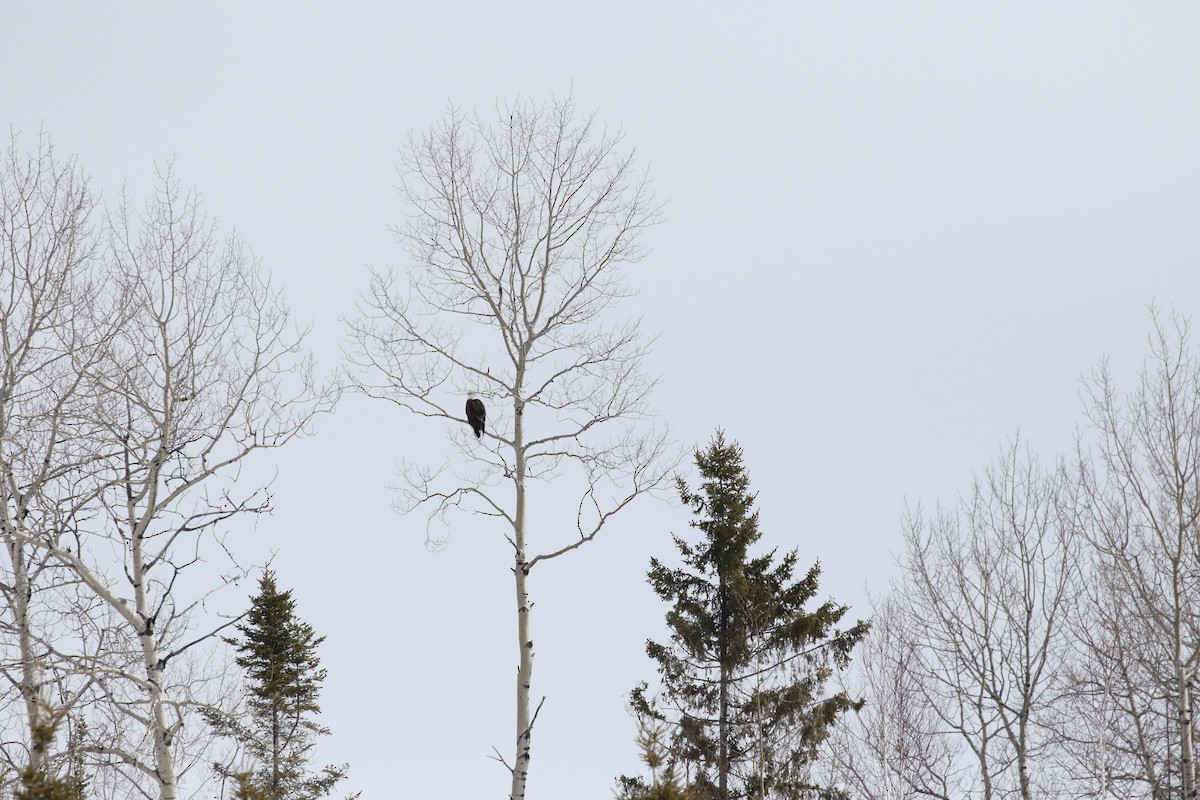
[215,571,355,800]
[615,712,692,800]
[13,716,87,800]
[629,431,868,800]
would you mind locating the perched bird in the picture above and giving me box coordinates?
[465,392,486,439]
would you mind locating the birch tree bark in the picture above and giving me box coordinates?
[346,94,671,800]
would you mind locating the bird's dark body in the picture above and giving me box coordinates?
[466,397,486,438]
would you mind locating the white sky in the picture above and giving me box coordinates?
[4,3,1199,797]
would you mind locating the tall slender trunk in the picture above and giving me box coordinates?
[979,730,993,800]
[1179,657,1195,800]
[273,708,281,797]
[10,537,49,774]
[717,572,729,800]
[1171,516,1197,800]
[134,525,179,800]
[755,684,766,800]
[144,653,178,800]
[511,395,534,800]
[1016,636,1032,800]
[122,393,176,800]
[1016,715,1031,800]
[131,451,178,800]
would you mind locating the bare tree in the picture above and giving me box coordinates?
[1056,546,1177,800]
[0,132,106,787]
[822,595,965,800]
[827,316,1200,800]
[1076,309,1200,800]
[345,94,671,800]
[886,440,1077,800]
[5,166,331,800]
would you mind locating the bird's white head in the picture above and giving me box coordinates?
[467,390,478,399]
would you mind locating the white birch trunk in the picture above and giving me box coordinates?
[510,396,534,800]
[1179,653,1196,800]
[10,538,49,773]
[131,460,180,800]
[142,640,180,800]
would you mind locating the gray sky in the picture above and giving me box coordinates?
[4,3,1199,797]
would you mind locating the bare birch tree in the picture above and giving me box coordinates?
[887,440,1077,800]
[1056,544,1177,799]
[0,132,106,787]
[822,595,965,800]
[1076,309,1200,800]
[5,166,330,800]
[828,316,1200,800]
[345,95,670,800]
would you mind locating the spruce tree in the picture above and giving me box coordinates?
[615,711,691,800]
[629,431,868,800]
[13,716,87,800]
[216,571,354,800]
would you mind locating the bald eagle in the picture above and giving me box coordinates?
[465,393,486,439]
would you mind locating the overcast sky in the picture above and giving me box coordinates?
[4,3,1200,798]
